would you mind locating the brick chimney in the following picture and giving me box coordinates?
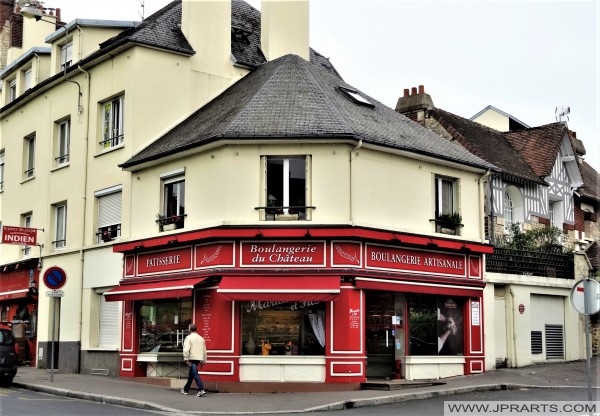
[395,85,434,122]
[181,0,231,74]
[261,0,309,61]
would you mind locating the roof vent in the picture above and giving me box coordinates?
[337,86,374,108]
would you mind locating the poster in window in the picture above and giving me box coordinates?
[437,298,463,355]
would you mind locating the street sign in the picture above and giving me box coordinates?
[46,290,64,297]
[43,266,67,290]
[570,279,600,315]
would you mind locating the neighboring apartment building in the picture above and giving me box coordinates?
[395,86,590,371]
[1,0,504,390]
[0,0,335,376]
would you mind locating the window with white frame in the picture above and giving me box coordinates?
[60,40,73,72]
[549,200,564,229]
[160,172,185,230]
[100,95,124,149]
[54,119,70,166]
[504,186,525,234]
[504,191,514,232]
[21,213,32,256]
[0,150,4,191]
[96,186,122,242]
[54,203,67,249]
[9,79,16,102]
[264,156,309,220]
[24,135,35,179]
[434,175,459,233]
[23,68,33,91]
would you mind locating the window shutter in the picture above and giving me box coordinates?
[98,192,122,227]
[98,295,119,347]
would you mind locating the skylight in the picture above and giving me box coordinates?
[338,86,374,108]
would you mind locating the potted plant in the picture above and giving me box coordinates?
[438,212,462,234]
[101,230,113,242]
[156,213,176,231]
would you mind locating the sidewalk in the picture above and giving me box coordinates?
[12,358,600,415]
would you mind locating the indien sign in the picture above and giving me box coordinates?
[1,226,37,246]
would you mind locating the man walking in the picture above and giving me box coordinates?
[181,323,207,397]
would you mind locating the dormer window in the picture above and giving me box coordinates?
[60,41,73,72]
[337,86,374,108]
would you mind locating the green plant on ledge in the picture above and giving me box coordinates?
[438,212,463,228]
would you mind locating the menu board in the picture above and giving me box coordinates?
[196,290,233,350]
[331,288,362,352]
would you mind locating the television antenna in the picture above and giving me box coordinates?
[555,106,570,122]
[138,0,145,20]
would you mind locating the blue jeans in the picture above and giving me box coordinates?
[183,360,204,392]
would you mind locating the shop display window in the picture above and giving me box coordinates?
[240,301,325,356]
[408,294,464,356]
[138,298,192,353]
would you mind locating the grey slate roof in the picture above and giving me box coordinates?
[430,108,546,185]
[120,54,497,171]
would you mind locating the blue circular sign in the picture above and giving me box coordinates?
[43,266,67,290]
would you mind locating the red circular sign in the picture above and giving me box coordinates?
[518,304,525,314]
[43,266,67,290]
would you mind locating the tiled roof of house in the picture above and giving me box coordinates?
[121,54,496,171]
[578,160,600,203]
[504,122,568,178]
[429,108,545,185]
[98,0,340,77]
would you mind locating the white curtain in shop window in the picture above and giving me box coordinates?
[309,312,325,347]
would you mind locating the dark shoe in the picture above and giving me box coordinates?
[196,389,206,397]
[181,389,188,395]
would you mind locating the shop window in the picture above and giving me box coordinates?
[95,186,122,242]
[264,156,310,221]
[100,95,124,149]
[408,294,464,356]
[54,119,70,166]
[53,203,67,249]
[139,298,192,353]
[240,301,325,356]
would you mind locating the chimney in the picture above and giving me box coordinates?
[261,0,309,61]
[181,0,231,74]
[395,85,435,122]
[395,85,434,112]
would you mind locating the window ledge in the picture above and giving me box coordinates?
[51,163,70,172]
[20,176,36,185]
[96,142,124,157]
[240,356,326,365]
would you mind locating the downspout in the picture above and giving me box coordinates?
[509,288,518,367]
[75,64,91,374]
[349,140,363,224]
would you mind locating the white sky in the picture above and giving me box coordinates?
[50,0,600,172]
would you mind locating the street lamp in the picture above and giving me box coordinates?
[19,3,44,21]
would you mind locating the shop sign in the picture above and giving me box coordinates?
[365,243,466,277]
[240,241,326,267]
[1,226,37,246]
[137,247,193,275]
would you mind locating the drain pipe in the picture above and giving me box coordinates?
[478,170,491,242]
[349,140,363,224]
[509,288,518,368]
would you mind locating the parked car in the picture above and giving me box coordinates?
[0,327,18,386]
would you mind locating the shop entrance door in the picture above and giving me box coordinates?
[365,291,405,379]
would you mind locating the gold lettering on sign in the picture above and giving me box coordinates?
[146,255,182,268]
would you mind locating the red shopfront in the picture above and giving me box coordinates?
[108,228,491,390]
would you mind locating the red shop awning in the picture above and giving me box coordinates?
[104,277,209,302]
[217,275,340,301]
[0,288,29,301]
[355,277,483,298]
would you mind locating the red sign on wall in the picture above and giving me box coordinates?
[240,241,326,268]
[365,243,466,277]
[137,247,193,276]
[1,226,37,246]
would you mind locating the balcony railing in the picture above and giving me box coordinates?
[487,247,574,279]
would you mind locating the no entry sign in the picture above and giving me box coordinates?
[43,267,67,290]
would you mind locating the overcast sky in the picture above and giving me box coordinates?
[51,0,599,172]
